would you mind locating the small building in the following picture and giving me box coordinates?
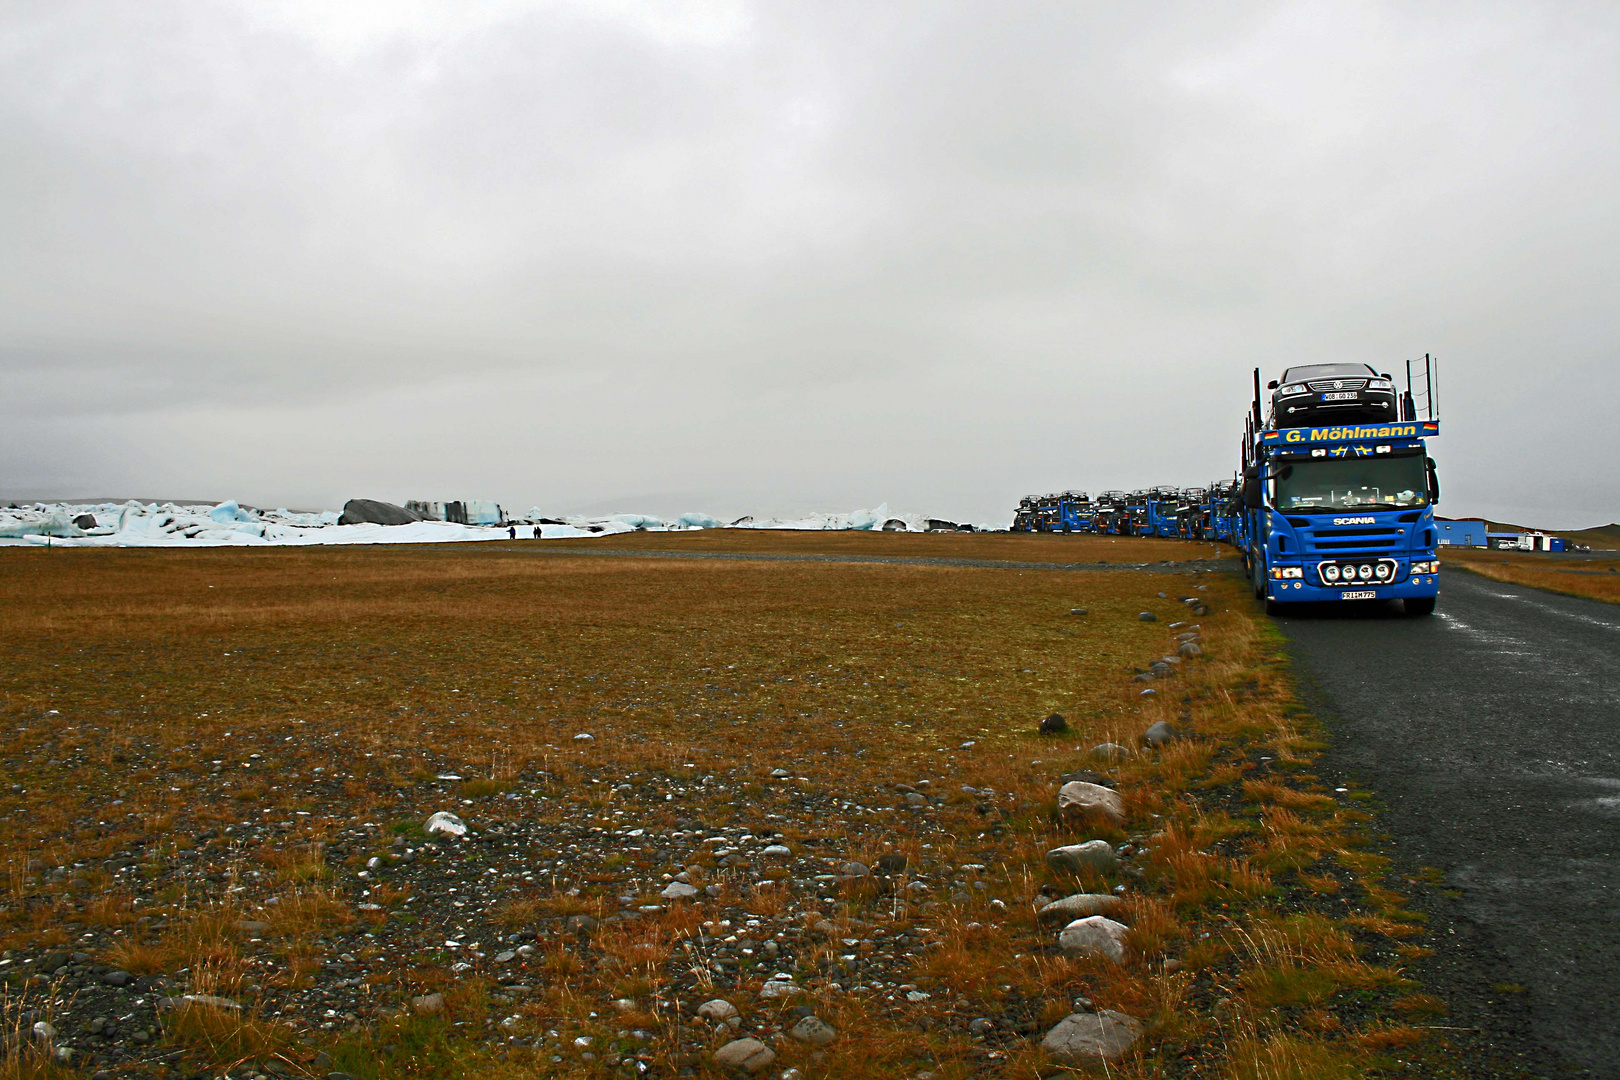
[1517,532,1567,553]
[1434,518,1487,547]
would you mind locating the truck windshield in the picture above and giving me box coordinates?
[1274,454,1428,511]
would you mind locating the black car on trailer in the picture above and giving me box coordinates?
[1268,363,1398,428]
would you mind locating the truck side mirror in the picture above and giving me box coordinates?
[1243,477,1263,509]
[1266,380,1278,390]
[1426,457,1440,505]
[1242,465,1258,480]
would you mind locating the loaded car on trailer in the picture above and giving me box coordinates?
[1268,363,1399,428]
[1012,497,1038,532]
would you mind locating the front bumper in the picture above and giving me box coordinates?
[1272,390,1398,427]
[1267,573,1439,602]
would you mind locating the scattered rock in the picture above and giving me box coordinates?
[904,792,928,807]
[1142,721,1179,747]
[789,1015,836,1045]
[1058,916,1131,963]
[761,844,792,857]
[1045,841,1118,875]
[1040,1010,1144,1065]
[423,811,466,838]
[1178,641,1203,658]
[1137,612,1157,622]
[1036,893,1126,924]
[1090,742,1130,763]
[1057,781,1125,825]
[713,1037,776,1074]
[758,977,799,1000]
[1069,608,1089,617]
[697,998,739,1022]
[573,732,594,741]
[661,881,699,900]
[411,992,446,1016]
[875,853,908,873]
[31,1020,54,1043]
[101,970,134,988]
[840,861,870,878]
[1040,713,1069,735]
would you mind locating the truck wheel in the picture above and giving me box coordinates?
[1404,597,1437,616]
[1264,596,1284,616]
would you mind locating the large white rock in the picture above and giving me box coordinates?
[1058,916,1131,963]
[661,881,699,900]
[1041,1010,1143,1064]
[697,998,739,1021]
[1036,893,1126,924]
[1045,841,1118,874]
[713,1037,776,1074]
[758,977,800,999]
[1058,781,1125,825]
[789,1015,836,1045]
[423,811,466,837]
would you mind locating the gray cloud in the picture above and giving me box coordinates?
[3,1,1617,525]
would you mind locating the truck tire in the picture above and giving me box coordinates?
[1250,552,1266,599]
[1264,596,1285,616]
[1404,596,1437,616]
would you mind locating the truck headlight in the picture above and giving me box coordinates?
[1270,566,1303,579]
[1410,560,1439,574]
[1321,564,1340,581]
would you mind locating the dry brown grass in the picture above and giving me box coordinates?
[1444,548,1620,604]
[0,534,1433,1078]
[573,526,1231,564]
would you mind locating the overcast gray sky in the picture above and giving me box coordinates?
[3,1,1617,526]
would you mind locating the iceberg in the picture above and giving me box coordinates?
[208,500,259,524]
[0,498,989,548]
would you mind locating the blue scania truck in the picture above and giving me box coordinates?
[1238,364,1442,616]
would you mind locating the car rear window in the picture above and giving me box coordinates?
[1281,364,1377,381]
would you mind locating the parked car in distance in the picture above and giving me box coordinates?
[1268,363,1398,428]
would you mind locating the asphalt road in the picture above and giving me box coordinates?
[1275,570,1620,1078]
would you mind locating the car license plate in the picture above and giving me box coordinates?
[1322,391,1358,401]
[1340,590,1377,600]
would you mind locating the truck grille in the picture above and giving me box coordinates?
[1298,526,1403,554]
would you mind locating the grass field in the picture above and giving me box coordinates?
[0,533,1433,1079]
[573,530,1232,565]
[1442,547,1620,604]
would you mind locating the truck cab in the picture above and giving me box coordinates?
[1243,422,1442,615]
